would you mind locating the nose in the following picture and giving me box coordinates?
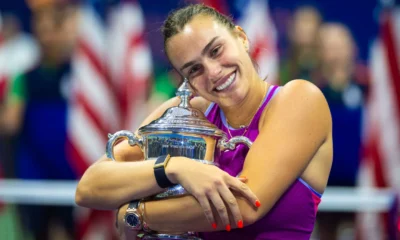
[205,60,222,83]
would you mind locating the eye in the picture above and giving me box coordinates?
[189,64,201,75]
[210,45,222,58]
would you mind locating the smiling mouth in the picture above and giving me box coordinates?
[215,71,236,91]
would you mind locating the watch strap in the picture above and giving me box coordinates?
[154,155,174,188]
[124,200,142,230]
[128,200,140,210]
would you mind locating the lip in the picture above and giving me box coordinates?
[213,70,236,91]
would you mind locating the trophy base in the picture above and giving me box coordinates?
[142,233,202,240]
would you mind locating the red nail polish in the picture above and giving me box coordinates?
[226,224,231,231]
[255,200,261,207]
[212,223,217,229]
[237,220,243,228]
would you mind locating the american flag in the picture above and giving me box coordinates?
[68,0,151,239]
[357,5,400,240]
[68,1,120,178]
[108,0,152,131]
[234,0,279,84]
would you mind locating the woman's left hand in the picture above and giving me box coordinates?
[116,203,138,240]
[166,157,259,230]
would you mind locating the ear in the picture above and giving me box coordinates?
[235,25,249,52]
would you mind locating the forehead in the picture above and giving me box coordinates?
[166,15,233,67]
[320,28,351,45]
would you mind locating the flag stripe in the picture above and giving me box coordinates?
[67,138,88,177]
[112,2,152,130]
[76,90,108,135]
[122,35,151,129]
[369,127,386,187]
[382,12,400,123]
[379,11,400,191]
[74,55,119,131]
[70,105,106,162]
[77,40,115,94]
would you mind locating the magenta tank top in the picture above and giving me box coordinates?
[200,85,322,240]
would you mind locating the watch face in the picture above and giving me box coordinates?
[125,213,140,229]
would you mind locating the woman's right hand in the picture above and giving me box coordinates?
[166,157,260,230]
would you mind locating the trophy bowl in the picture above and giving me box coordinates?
[106,80,252,239]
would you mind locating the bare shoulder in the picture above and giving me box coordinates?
[279,79,326,103]
[265,79,332,136]
[274,79,329,113]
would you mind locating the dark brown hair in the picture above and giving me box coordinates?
[162,4,235,50]
[161,4,261,78]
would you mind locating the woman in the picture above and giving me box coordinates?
[76,4,332,239]
[279,6,322,86]
[316,23,365,240]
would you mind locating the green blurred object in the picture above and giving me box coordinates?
[0,205,31,240]
[152,69,178,99]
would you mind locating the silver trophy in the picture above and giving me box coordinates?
[106,79,252,239]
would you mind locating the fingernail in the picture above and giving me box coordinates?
[212,222,217,229]
[237,220,243,228]
[226,224,231,231]
[240,176,247,179]
[255,200,261,207]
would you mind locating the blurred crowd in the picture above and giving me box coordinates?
[280,7,368,240]
[0,0,392,240]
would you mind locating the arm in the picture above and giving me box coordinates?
[75,97,212,209]
[75,97,181,209]
[128,80,331,232]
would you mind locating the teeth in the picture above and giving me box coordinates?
[216,72,235,91]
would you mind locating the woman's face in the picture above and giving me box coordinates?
[319,25,354,68]
[291,8,321,48]
[166,15,255,107]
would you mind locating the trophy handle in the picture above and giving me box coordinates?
[106,130,144,161]
[218,136,252,151]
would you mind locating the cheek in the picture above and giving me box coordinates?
[193,77,211,94]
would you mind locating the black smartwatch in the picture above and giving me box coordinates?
[124,200,142,230]
[154,154,174,188]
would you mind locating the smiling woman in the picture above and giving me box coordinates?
[75,3,333,240]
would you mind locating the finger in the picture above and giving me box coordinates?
[217,184,243,229]
[228,177,260,208]
[196,196,217,230]
[207,192,230,231]
[237,176,248,182]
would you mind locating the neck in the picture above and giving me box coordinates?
[221,75,268,129]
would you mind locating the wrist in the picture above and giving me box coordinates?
[165,156,183,184]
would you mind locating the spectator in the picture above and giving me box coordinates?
[279,6,322,85]
[0,1,79,239]
[316,23,366,240]
[0,12,40,179]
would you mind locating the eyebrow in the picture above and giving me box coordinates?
[179,36,220,72]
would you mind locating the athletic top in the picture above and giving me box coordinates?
[200,85,321,240]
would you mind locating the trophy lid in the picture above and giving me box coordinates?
[139,79,224,137]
